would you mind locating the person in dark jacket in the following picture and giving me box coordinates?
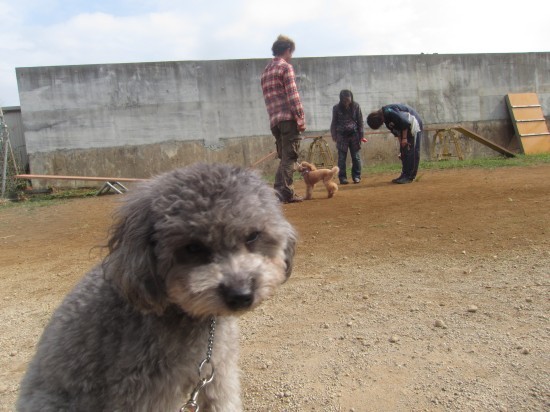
[330,90,364,184]
[367,104,423,184]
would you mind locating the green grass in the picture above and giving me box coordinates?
[364,153,550,176]
[419,153,550,170]
[0,187,99,209]
[35,187,98,200]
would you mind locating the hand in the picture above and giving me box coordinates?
[297,119,306,132]
[400,139,408,149]
[361,138,368,143]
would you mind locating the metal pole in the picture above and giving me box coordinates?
[1,107,9,198]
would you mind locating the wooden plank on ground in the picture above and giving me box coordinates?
[452,126,516,158]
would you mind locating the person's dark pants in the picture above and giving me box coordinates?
[271,120,301,201]
[338,145,362,182]
[400,131,421,180]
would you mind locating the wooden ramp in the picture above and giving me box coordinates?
[452,126,516,158]
[506,93,550,154]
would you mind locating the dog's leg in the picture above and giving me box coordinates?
[305,183,314,200]
[323,181,332,198]
[322,171,335,199]
[323,181,338,198]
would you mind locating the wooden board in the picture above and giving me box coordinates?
[512,107,545,121]
[519,135,550,154]
[15,174,145,182]
[452,126,516,158]
[506,93,550,154]
[507,93,540,107]
[516,121,549,136]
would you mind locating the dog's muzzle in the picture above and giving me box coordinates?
[219,284,254,310]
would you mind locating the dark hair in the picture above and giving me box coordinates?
[339,89,354,106]
[272,35,296,57]
[367,111,384,129]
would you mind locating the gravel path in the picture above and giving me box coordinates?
[1,166,549,411]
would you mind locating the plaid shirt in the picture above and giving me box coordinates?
[261,57,305,129]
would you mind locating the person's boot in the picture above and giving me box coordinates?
[395,177,413,184]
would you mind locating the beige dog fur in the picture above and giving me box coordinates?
[296,161,339,200]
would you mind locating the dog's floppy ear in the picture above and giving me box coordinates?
[102,192,167,314]
[283,226,298,279]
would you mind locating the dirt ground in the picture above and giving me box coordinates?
[0,165,549,411]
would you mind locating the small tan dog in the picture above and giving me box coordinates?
[297,161,339,200]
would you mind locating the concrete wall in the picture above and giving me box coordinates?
[16,52,550,182]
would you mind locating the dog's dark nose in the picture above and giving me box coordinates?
[219,284,254,310]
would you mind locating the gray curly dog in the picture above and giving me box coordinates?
[16,163,297,412]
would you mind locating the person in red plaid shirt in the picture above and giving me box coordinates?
[261,35,306,204]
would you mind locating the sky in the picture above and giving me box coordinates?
[1,0,549,107]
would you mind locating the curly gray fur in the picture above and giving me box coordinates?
[16,163,297,412]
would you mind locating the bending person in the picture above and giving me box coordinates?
[367,104,423,184]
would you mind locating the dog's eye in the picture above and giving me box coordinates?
[175,242,212,264]
[185,242,208,254]
[245,231,261,245]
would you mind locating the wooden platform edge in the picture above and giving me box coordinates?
[14,174,146,182]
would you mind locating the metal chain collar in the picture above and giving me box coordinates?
[179,317,216,412]
[204,316,215,364]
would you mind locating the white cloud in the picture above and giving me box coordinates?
[30,12,201,64]
[1,0,549,106]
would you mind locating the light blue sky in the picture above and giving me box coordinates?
[1,0,549,106]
